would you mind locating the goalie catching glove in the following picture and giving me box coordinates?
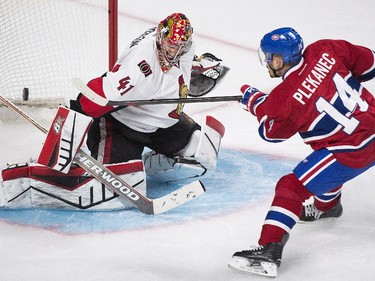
[190,53,230,97]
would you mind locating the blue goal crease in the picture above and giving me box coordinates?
[0,149,296,234]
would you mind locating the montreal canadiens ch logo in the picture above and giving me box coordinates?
[138,60,152,77]
[271,34,280,41]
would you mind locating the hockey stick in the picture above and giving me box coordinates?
[72,77,241,107]
[0,95,206,215]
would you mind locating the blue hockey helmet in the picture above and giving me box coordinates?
[258,27,304,66]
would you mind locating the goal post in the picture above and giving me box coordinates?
[0,0,118,107]
[108,0,118,70]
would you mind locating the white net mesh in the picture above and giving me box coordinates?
[0,0,111,107]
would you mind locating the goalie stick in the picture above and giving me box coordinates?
[0,95,206,215]
[72,77,241,107]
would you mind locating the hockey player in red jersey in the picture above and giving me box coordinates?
[228,27,375,277]
[70,13,227,182]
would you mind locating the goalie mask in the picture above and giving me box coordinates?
[156,13,193,73]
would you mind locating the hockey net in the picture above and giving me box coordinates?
[0,0,117,107]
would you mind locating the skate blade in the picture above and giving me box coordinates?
[298,216,342,224]
[228,256,277,277]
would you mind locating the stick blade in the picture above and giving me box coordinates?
[152,180,206,215]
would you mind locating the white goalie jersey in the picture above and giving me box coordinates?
[82,27,196,133]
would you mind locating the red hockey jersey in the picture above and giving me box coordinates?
[248,40,375,168]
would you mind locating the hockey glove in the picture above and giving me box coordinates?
[192,53,221,77]
[190,53,230,97]
[239,84,261,112]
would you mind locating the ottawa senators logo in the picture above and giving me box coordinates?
[168,75,188,119]
[137,60,152,77]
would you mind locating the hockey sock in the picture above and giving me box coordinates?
[258,173,313,245]
[313,186,342,211]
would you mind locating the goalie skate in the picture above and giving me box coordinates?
[228,256,277,277]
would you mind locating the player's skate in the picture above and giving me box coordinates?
[228,234,289,277]
[300,197,343,222]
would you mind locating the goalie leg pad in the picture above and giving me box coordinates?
[142,115,224,182]
[1,161,146,210]
[194,115,225,170]
[142,151,207,182]
[37,107,93,174]
[142,151,175,174]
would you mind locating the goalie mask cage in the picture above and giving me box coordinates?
[0,0,118,107]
